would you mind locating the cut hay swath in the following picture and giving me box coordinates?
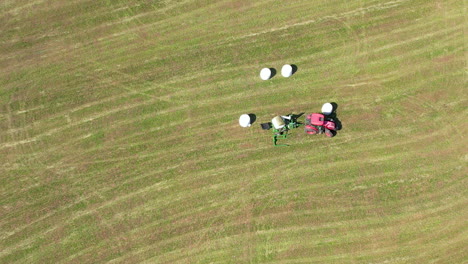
[0,0,465,263]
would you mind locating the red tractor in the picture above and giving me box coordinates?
[305,113,337,137]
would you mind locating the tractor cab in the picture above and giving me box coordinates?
[308,113,325,126]
[305,113,336,137]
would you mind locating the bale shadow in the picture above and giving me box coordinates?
[331,102,338,113]
[291,64,298,75]
[328,102,342,131]
[269,68,277,79]
[248,113,257,125]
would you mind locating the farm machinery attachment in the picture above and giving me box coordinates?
[258,103,339,146]
[261,114,302,146]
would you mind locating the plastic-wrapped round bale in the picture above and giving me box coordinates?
[271,116,285,129]
[239,114,251,127]
[321,103,333,115]
[260,68,272,80]
[281,64,293,77]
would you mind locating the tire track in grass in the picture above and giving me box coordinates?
[3,124,190,200]
[0,0,46,16]
[371,24,464,54]
[135,167,441,238]
[31,154,287,262]
[30,56,450,180]
[3,5,460,148]
[0,64,164,139]
[0,100,190,174]
[0,0,207,75]
[2,103,189,167]
[0,167,173,257]
[134,153,460,220]
[218,0,410,45]
[0,58,242,141]
[0,105,201,237]
[178,177,464,262]
[0,97,185,150]
[96,0,196,33]
[88,0,273,48]
[277,8,464,74]
[11,82,456,176]
[2,0,464,260]
[114,188,465,263]
[1,147,278,248]
[45,153,462,262]
[0,77,318,166]
[140,151,468,262]
[5,132,460,262]
[80,0,205,42]
[1,98,44,192]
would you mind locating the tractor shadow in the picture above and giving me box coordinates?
[248,113,257,125]
[328,102,342,131]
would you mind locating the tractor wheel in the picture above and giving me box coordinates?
[325,129,336,138]
[305,125,318,135]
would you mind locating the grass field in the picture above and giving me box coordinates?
[1,0,467,263]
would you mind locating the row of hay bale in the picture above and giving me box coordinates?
[260,64,294,80]
[239,103,334,128]
[238,63,303,128]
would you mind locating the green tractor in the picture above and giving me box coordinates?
[261,114,302,146]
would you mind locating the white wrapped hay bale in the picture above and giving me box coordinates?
[239,114,251,127]
[281,64,293,77]
[260,68,272,80]
[271,116,285,129]
[321,103,333,115]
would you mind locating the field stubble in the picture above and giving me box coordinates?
[0,0,466,263]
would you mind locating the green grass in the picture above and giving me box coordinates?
[1,0,467,263]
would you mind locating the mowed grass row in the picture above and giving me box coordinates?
[1,0,466,263]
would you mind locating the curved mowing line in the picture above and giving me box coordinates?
[6,156,459,260]
[69,0,211,46]
[218,0,410,45]
[1,105,454,206]
[3,157,463,261]
[2,108,189,165]
[76,165,451,238]
[21,121,434,172]
[100,160,461,231]
[0,0,419,115]
[0,1,464,261]
[4,11,460,145]
[1,89,328,161]
[99,194,464,263]
[0,152,284,241]
[0,167,172,241]
[1,149,284,239]
[0,99,187,150]
[0,58,245,139]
